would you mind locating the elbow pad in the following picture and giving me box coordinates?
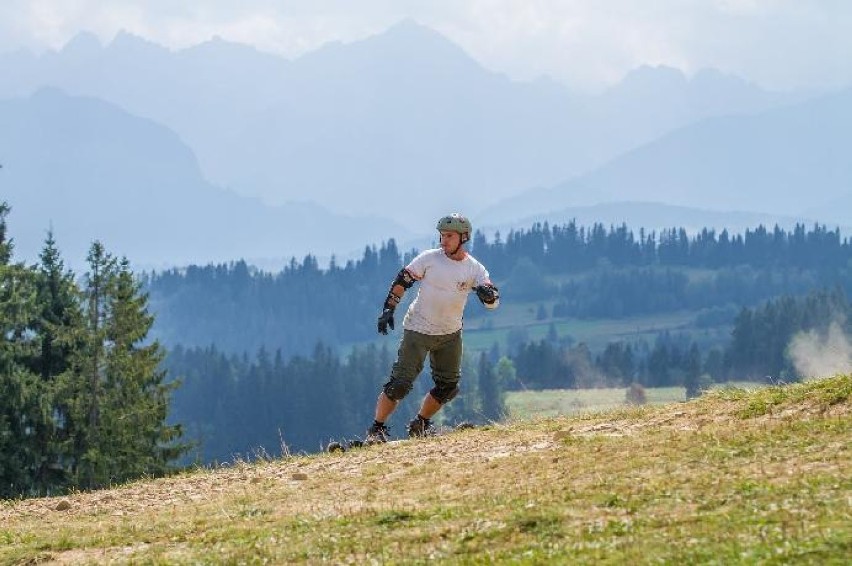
[393,268,416,290]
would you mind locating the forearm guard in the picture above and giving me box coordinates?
[383,269,416,310]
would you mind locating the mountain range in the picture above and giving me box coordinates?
[0,88,411,269]
[0,19,847,268]
[480,87,852,227]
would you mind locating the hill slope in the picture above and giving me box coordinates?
[2,375,849,564]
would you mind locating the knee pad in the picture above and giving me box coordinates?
[430,384,459,404]
[383,378,414,402]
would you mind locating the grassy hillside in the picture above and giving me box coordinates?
[2,375,849,564]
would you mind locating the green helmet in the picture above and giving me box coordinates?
[436,213,472,243]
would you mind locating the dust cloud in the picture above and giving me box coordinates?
[787,322,852,380]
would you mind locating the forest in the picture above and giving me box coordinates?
[149,221,851,461]
[3,196,851,490]
[0,204,185,498]
[145,221,852,355]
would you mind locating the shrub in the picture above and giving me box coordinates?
[625,382,647,405]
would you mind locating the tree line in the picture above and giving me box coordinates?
[473,221,850,273]
[164,343,510,463]
[0,203,184,498]
[163,284,849,463]
[145,222,852,356]
[512,286,850,394]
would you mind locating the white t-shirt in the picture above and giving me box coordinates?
[402,248,492,335]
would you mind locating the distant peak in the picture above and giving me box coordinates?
[385,18,433,34]
[61,31,102,54]
[109,30,168,53]
[300,16,477,70]
[185,35,262,55]
[372,17,457,46]
[364,18,474,62]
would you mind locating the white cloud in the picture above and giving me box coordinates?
[1,0,851,91]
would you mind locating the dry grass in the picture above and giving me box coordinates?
[1,375,850,565]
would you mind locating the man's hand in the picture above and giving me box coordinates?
[474,284,499,305]
[377,308,395,335]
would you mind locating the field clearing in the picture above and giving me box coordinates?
[464,309,702,353]
[2,375,848,564]
[505,381,768,420]
[506,386,686,419]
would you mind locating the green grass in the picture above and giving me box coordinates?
[464,309,704,353]
[506,381,770,420]
[2,375,849,564]
[505,385,687,419]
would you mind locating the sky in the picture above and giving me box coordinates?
[1,1,850,92]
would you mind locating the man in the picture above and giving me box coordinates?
[368,213,500,442]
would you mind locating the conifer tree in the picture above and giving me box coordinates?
[101,257,185,480]
[62,243,185,489]
[0,203,11,265]
[684,344,703,399]
[0,203,43,496]
[477,352,506,422]
[62,241,117,488]
[28,231,84,492]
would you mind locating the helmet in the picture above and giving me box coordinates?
[436,213,472,243]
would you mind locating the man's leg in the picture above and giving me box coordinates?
[409,331,462,436]
[370,330,428,439]
[374,391,398,422]
[414,391,442,420]
[426,330,463,410]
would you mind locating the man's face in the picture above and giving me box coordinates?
[439,230,461,252]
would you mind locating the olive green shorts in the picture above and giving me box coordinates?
[383,329,463,401]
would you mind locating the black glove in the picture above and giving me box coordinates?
[377,307,395,335]
[474,284,499,304]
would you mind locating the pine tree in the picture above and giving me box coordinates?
[28,231,84,492]
[0,202,11,265]
[478,353,507,422]
[61,244,185,489]
[100,257,185,481]
[33,231,82,381]
[63,241,117,488]
[0,203,44,496]
[683,344,702,399]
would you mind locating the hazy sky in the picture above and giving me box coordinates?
[1,0,850,92]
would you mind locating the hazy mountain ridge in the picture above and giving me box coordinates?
[0,88,411,270]
[0,21,807,230]
[0,20,843,269]
[482,87,852,227]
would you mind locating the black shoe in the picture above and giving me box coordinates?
[366,422,390,444]
[407,416,434,438]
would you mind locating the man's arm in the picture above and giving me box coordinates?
[378,268,418,334]
[384,268,416,309]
